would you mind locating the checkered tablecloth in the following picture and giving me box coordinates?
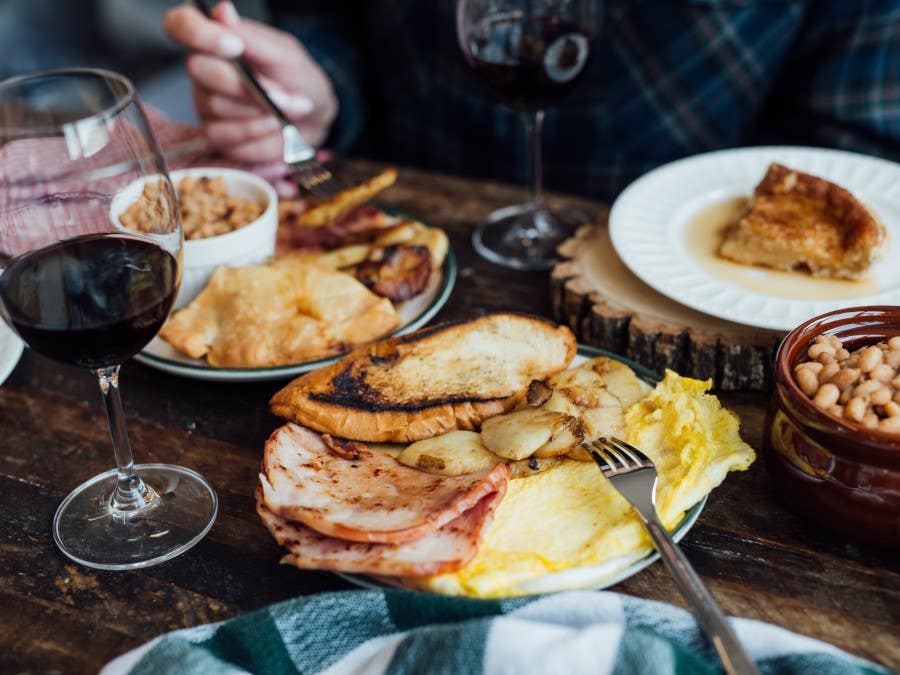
[101,589,890,675]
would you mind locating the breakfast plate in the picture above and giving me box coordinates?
[337,345,708,597]
[0,321,24,386]
[135,248,457,382]
[609,146,900,331]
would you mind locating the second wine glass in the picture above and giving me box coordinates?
[457,0,599,270]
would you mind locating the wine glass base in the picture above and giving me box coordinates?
[52,463,217,570]
[472,203,588,271]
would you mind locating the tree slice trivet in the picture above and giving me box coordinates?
[551,220,784,391]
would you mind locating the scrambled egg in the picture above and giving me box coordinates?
[415,371,755,597]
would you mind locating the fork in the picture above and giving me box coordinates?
[590,437,760,675]
[189,0,347,199]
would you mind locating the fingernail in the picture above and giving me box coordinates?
[219,1,240,25]
[269,89,315,115]
[217,33,244,58]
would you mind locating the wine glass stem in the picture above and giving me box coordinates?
[527,109,545,210]
[96,365,156,513]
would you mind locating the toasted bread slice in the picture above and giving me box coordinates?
[717,163,888,279]
[269,312,577,443]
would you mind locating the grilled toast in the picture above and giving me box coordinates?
[717,163,888,279]
[269,312,578,443]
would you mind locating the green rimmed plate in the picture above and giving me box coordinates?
[337,345,707,597]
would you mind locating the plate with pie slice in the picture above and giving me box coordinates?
[609,146,900,331]
[135,247,456,382]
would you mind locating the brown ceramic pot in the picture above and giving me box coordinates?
[763,306,900,548]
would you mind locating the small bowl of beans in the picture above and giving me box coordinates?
[114,167,278,308]
[763,306,900,548]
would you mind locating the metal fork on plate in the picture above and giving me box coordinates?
[189,0,347,199]
[589,436,760,675]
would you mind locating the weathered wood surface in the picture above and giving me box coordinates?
[1,160,897,674]
[552,222,785,391]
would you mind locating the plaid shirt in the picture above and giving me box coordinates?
[278,0,900,201]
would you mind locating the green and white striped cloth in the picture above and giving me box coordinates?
[102,590,891,675]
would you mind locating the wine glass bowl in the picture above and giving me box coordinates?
[457,0,598,270]
[0,68,217,569]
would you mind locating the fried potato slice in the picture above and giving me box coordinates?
[399,431,502,476]
[295,168,398,228]
[275,243,372,270]
[580,357,645,409]
[481,407,579,461]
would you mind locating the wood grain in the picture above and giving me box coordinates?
[551,222,785,391]
[1,160,897,674]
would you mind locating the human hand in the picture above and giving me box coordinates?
[163,1,338,163]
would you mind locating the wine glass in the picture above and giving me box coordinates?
[457,0,599,270]
[0,68,217,570]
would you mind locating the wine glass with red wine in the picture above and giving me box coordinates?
[457,0,598,270]
[0,69,217,569]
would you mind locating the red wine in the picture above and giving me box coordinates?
[0,233,178,369]
[465,15,594,111]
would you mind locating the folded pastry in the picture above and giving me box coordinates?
[159,260,400,367]
[717,163,888,279]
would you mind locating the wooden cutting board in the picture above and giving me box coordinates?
[551,218,784,391]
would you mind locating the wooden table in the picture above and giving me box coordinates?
[1,161,897,673]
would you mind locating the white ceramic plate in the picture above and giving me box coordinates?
[609,146,900,331]
[339,346,708,597]
[135,249,457,382]
[0,322,24,386]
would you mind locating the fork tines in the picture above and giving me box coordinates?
[292,162,346,200]
[590,437,654,474]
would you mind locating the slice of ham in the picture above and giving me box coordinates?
[256,485,505,577]
[260,423,511,544]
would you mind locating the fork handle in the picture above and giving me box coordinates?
[643,519,760,675]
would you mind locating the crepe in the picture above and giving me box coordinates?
[158,260,400,367]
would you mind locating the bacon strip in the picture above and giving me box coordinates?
[260,423,511,544]
[257,486,505,577]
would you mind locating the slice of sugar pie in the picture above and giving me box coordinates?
[717,163,888,279]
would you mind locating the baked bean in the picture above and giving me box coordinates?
[796,368,819,397]
[796,361,824,374]
[879,415,900,433]
[829,368,860,391]
[858,346,883,373]
[816,352,837,365]
[852,380,883,399]
[869,363,895,383]
[870,387,892,406]
[819,363,841,384]
[845,397,866,422]
[795,332,900,434]
[808,342,836,360]
[814,383,840,408]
